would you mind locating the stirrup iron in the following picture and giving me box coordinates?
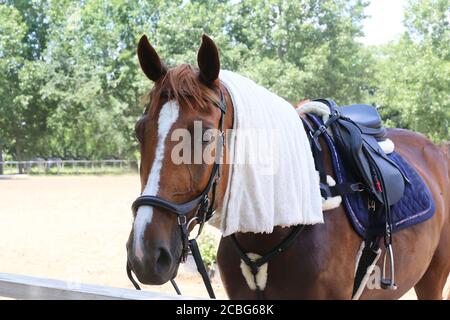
[380,244,397,290]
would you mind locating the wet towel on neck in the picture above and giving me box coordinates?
[215,70,323,236]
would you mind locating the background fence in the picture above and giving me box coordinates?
[0,160,139,175]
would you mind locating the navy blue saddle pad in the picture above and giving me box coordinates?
[308,115,435,238]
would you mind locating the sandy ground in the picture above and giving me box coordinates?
[0,175,226,299]
[0,175,426,299]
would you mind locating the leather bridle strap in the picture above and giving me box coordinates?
[189,239,216,298]
[126,262,141,290]
[128,89,226,299]
[126,262,182,294]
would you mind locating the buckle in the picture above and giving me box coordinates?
[310,131,322,151]
[327,110,340,123]
[351,183,365,192]
[368,199,376,211]
[313,125,328,139]
[198,197,209,214]
[177,215,187,225]
[320,183,332,199]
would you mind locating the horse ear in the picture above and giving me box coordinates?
[197,34,220,85]
[137,35,166,82]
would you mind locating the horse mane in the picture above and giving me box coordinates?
[144,64,219,117]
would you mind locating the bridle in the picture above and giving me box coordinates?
[127,88,227,299]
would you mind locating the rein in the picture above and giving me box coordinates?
[127,90,227,299]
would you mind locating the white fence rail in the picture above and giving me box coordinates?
[0,272,202,300]
[0,160,138,175]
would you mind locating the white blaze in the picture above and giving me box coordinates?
[133,100,180,262]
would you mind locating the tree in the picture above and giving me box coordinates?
[1,0,446,162]
[0,3,29,169]
[0,1,67,165]
[372,0,450,142]
[404,0,449,59]
[228,0,373,104]
[0,1,164,159]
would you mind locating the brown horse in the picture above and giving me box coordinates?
[126,34,450,299]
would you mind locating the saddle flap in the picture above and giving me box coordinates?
[331,117,405,206]
[362,135,405,206]
[332,119,381,202]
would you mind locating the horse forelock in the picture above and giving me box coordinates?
[144,64,220,118]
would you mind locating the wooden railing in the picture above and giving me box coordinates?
[0,272,202,300]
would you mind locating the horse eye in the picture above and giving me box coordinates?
[135,117,146,143]
[202,130,215,144]
[160,91,170,100]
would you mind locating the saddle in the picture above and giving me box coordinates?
[305,98,412,297]
[313,99,408,207]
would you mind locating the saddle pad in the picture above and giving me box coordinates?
[308,115,435,238]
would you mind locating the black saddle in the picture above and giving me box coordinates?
[339,104,386,140]
[315,99,408,207]
[305,98,412,295]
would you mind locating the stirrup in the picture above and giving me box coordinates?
[380,244,397,290]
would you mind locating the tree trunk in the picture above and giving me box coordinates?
[16,145,24,174]
[0,142,3,175]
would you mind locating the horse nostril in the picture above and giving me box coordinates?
[155,247,172,275]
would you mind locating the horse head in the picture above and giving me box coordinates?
[126,35,232,285]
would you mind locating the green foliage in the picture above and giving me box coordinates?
[0,0,448,161]
[371,0,450,142]
[404,0,450,59]
[198,228,220,270]
[2,163,137,175]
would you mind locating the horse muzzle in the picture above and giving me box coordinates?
[127,240,177,285]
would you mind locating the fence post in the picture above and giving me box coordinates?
[0,141,3,175]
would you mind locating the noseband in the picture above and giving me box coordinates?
[127,89,227,299]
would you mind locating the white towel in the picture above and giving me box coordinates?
[216,70,323,236]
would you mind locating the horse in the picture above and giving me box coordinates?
[126,34,450,299]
